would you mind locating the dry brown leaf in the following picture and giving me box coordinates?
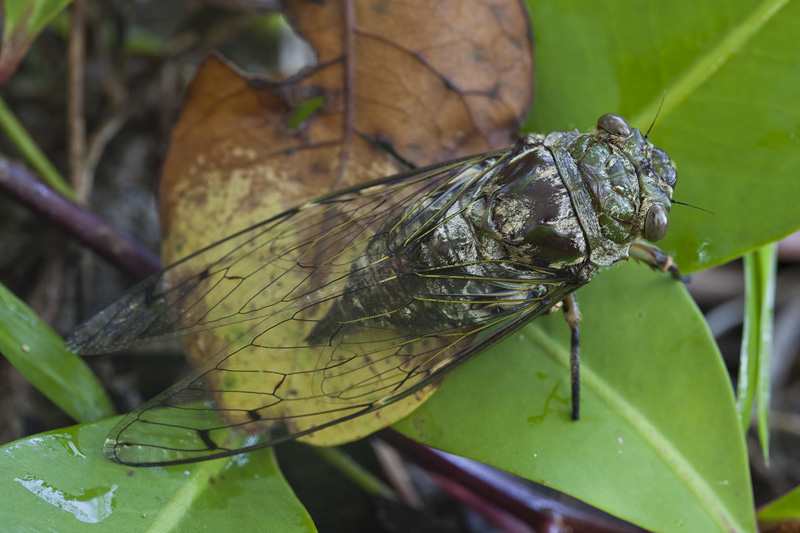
[158,0,533,447]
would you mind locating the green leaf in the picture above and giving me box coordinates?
[524,0,800,273]
[0,417,316,531]
[287,96,326,131]
[0,0,74,87]
[395,263,752,532]
[0,282,114,423]
[737,244,776,462]
[758,485,800,523]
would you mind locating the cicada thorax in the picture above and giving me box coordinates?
[475,135,590,271]
[315,151,582,331]
[305,118,683,381]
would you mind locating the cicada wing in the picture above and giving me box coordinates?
[104,275,575,466]
[107,232,579,464]
[66,153,501,356]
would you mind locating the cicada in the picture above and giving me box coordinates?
[68,113,680,466]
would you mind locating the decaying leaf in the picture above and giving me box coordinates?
[158,0,533,446]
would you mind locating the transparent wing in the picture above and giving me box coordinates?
[67,154,498,355]
[69,149,583,466]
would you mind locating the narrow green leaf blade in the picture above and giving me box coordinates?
[756,244,777,462]
[737,243,777,463]
[0,282,114,423]
[738,251,760,434]
[758,485,800,523]
[0,96,74,198]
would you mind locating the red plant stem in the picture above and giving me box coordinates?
[0,156,160,279]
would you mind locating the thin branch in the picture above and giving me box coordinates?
[0,156,160,279]
[68,0,87,200]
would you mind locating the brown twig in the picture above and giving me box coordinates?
[0,156,160,279]
[68,0,87,200]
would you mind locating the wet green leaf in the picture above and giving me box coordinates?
[396,262,752,532]
[0,417,316,531]
[0,283,114,423]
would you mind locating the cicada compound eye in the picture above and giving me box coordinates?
[597,113,632,137]
[643,204,669,242]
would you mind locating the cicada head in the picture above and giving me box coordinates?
[564,113,676,248]
[598,113,676,245]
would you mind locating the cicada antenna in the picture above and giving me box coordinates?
[672,199,714,215]
[645,92,667,141]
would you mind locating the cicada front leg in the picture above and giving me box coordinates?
[562,293,582,420]
[630,242,687,282]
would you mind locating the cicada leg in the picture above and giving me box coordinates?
[630,242,687,282]
[562,293,581,421]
